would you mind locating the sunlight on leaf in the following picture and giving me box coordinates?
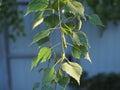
[31,47,51,69]
[32,30,50,44]
[26,0,49,15]
[61,62,82,85]
[63,0,86,20]
[85,52,92,63]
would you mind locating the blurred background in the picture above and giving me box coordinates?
[0,0,120,90]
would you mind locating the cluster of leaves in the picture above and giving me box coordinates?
[26,0,103,90]
[86,0,120,26]
[0,0,25,41]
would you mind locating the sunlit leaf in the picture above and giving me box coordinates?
[31,57,38,70]
[63,0,86,20]
[76,17,82,31]
[84,52,92,63]
[42,67,56,86]
[25,0,49,15]
[61,62,82,85]
[32,11,44,29]
[88,14,104,27]
[37,47,51,63]
[32,30,50,44]
[31,47,51,69]
[44,14,59,28]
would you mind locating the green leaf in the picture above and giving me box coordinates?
[32,11,44,29]
[72,45,81,59]
[78,31,89,46]
[31,47,52,69]
[37,37,49,47]
[72,32,81,46]
[32,30,50,44]
[44,14,60,28]
[76,17,82,31]
[65,22,75,30]
[31,57,38,70]
[52,0,67,11]
[63,11,75,18]
[41,85,54,90]
[42,68,56,86]
[61,21,75,35]
[84,52,92,63]
[63,0,86,20]
[88,14,104,27]
[72,31,89,47]
[57,69,70,89]
[37,47,51,63]
[58,76,70,90]
[72,45,88,59]
[61,62,82,85]
[25,0,49,15]
[32,82,40,90]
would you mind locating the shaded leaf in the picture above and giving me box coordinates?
[32,82,40,90]
[72,45,81,59]
[26,0,49,15]
[77,31,89,47]
[61,21,75,35]
[88,14,104,27]
[72,32,81,46]
[57,69,70,89]
[72,31,89,47]
[41,85,54,90]
[63,0,86,20]
[58,76,70,90]
[61,62,82,85]
[72,45,88,59]
[63,11,74,18]
[37,37,49,47]
[42,67,56,86]
[44,14,59,28]
[52,0,67,11]
[32,30,50,44]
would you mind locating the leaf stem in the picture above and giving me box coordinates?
[51,42,61,49]
[58,0,66,55]
[67,42,74,47]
